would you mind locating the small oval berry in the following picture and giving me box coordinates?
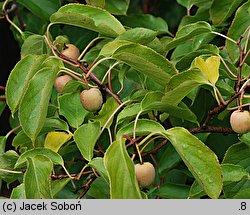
[230,110,250,134]
[54,75,72,93]
[134,162,155,187]
[61,44,80,60]
[80,88,103,112]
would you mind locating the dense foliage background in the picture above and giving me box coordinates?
[0,0,250,199]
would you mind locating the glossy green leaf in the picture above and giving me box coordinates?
[10,184,26,199]
[19,67,58,141]
[141,91,198,123]
[50,4,125,37]
[177,0,193,8]
[85,0,105,8]
[222,164,249,183]
[222,142,250,169]
[117,119,165,139]
[224,180,250,198]
[158,144,182,174]
[51,178,70,197]
[117,103,141,125]
[0,150,19,182]
[101,41,177,86]
[24,155,53,198]
[44,131,72,152]
[162,69,209,105]
[164,21,211,51]
[210,0,244,26]
[0,136,6,154]
[15,148,64,168]
[88,157,109,183]
[162,127,222,199]
[21,35,51,58]
[226,1,250,64]
[74,121,101,161]
[87,178,110,199]
[239,132,250,148]
[0,100,6,116]
[92,97,119,128]
[6,54,47,115]
[17,0,60,21]
[154,183,190,199]
[115,28,157,45]
[58,92,88,129]
[119,14,169,34]
[104,139,142,199]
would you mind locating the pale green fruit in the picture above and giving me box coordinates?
[230,110,250,134]
[54,75,72,93]
[61,44,80,60]
[80,88,103,112]
[134,162,155,187]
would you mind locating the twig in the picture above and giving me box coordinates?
[77,174,97,199]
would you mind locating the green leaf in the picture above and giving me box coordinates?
[92,97,119,127]
[194,56,220,84]
[119,14,169,34]
[85,0,105,8]
[51,178,70,197]
[74,121,101,161]
[117,103,141,125]
[162,127,222,199]
[210,0,245,26]
[0,100,6,116]
[0,150,19,183]
[87,178,110,199]
[177,0,193,9]
[158,144,182,174]
[164,21,212,52]
[50,4,125,37]
[153,183,190,199]
[141,91,198,123]
[19,66,58,142]
[162,69,209,105]
[221,164,249,183]
[17,0,60,21]
[239,132,250,148]
[24,155,53,198]
[10,184,26,199]
[21,35,51,58]
[58,92,88,129]
[15,148,65,168]
[224,180,250,198]
[88,158,109,183]
[226,1,250,64]
[105,0,130,15]
[44,131,72,152]
[115,27,157,45]
[0,136,6,154]
[222,142,250,170]
[117,119,165,139]
[6,54,48,115]
[104,139,142,199]
[101,41,177,86]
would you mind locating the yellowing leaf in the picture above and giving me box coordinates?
[44,131,72,152]
[194,56,220,85]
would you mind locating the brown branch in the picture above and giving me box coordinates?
[77,174,97,199]
[0,86,6,90]
[189,126,234,134]
[0,98,6,101]
[51,170,93,180]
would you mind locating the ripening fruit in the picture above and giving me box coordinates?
[80,88,103,112]
[134,162,155,187]
[61,44,80,60]
[230,110,250,134]
[54,75,72,93]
